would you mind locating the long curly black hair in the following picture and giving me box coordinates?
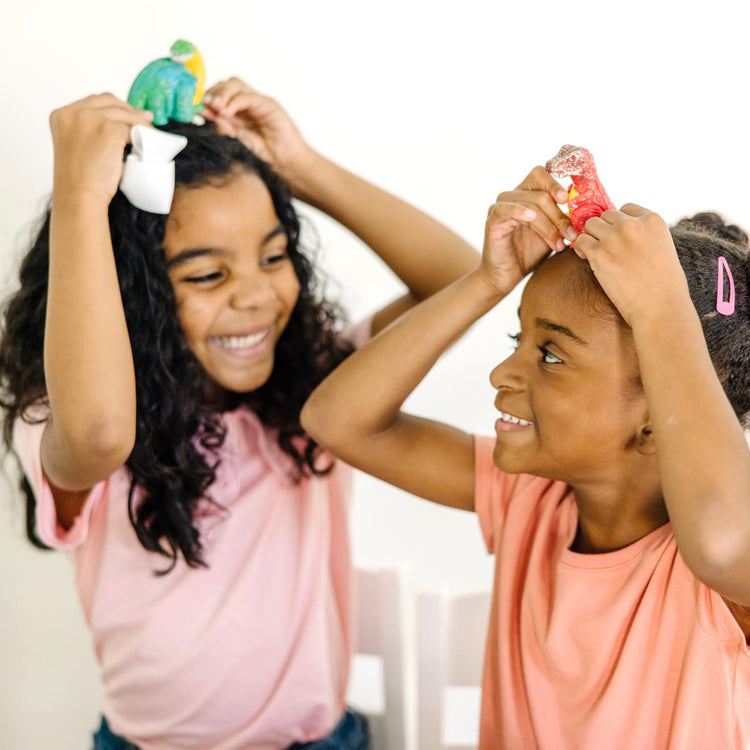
[0,122,354,571]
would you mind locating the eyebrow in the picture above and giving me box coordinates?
[534,317,589,346]
[165,224,287,268]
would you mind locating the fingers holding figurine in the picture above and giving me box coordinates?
[574,204,690,325]
[481,166,578,295]
[507,165,577,240]
[50,93,153,205]
[202,77,311,177]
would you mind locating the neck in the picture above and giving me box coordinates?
[569,472,668,554]
[203,380,236,412]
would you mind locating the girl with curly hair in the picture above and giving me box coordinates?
[0,78,478,750]
[302,165,750,748]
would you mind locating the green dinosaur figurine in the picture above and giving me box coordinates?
[127,40,206,126]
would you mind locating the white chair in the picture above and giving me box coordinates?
[417,589,491,750]
[347,566,415,750]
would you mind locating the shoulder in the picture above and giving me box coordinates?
[218,406,325,483]
[340,316,373,351]
[474,435,566,553]
[474,435,561,506]
[671,550,750,648]
[12,415,125,549]
[12,409,52,485]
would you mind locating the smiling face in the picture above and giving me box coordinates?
[489,250,648,486]
[162,169,300,397]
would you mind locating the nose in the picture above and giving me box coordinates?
[229,270,276,310]
[489,348,525,391]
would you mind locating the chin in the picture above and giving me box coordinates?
[226,377,273,395]
[213,366,275,396]
[492,443,520,474]
[493,447,569,486]
[492,442,543,477]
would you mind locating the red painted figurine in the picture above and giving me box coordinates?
[545,144,615,235]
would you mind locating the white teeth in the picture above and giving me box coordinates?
[212,331,267,349]
[498,410,533,426]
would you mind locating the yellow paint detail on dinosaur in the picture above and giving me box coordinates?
[566,185,578,216]
[183,50,206,105]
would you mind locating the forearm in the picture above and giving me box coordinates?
[44,196,136,485]
[286,150,479,299]
[633,297,750,598]
[303,268,500,448]
[302,268,498,510]
[302,187,562,509]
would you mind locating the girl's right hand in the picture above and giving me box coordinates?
[49,94,153,206]
[480,166,577,296]
[201,78,314,188]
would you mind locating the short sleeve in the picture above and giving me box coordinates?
[474,435,539,555]
[11,418,108,549]
[475,435,506,553]
[341,316,373,351]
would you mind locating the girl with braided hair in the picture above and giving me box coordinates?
[302,165,750,748]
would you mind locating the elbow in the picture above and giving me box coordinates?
[44,413,135,492]
[681,518,750,595]
[66,414,136,468]
[301,395,331,447]
[49,388,137,468]
[300,400,317,441]
[92,423,136,464]
[301,391,350,454]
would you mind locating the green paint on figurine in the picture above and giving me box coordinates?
[127,40,206,126]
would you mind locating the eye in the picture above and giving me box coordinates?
[508,332,521,349]
[260,247,290,267]
[184,271,223,284]
[539,346,563,364]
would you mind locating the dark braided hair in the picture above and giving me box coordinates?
[0,121,353,571]
[670,212,750,426]
[544,211,750,427]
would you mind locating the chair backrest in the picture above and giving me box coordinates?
[347,566,415,750]
[417,589,491,750]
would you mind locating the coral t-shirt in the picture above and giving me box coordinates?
[474,435,750,749]
[13,409,353,750]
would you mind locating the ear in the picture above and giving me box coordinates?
[636,420,656,455]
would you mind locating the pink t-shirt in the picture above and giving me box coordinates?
[12,319,370,750]
[474,435,750,750]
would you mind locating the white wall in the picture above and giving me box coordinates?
[2,1,749,747]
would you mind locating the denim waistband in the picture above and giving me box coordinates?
[92,708,372,750]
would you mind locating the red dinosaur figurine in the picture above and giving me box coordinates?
[545,144,615,234]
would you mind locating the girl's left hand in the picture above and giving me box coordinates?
[202,77,314,183]
[479,166,575,296]
[573,204,690,325]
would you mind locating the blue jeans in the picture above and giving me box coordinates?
[91,718,138,750]
[92,709,372,750]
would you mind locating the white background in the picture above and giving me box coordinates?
[1,1,749,747]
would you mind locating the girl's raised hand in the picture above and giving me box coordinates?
[481,166,577,295]
[50,94,153,206]
[573,205,689,326]
[202,78,312,182]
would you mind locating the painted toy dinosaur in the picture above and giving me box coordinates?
[545,144,615,235]
[127,40,206,126]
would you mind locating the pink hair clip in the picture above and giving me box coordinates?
[716,256,735,316]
